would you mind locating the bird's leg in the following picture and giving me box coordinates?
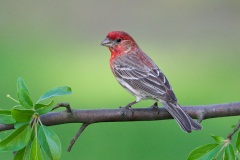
[120,101,138,109]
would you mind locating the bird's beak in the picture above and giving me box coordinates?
[101,37,113,47]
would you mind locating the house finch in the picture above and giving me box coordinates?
[101,31,202,132]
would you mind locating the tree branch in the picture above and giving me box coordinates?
[0,102,239,132]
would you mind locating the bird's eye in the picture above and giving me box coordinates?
[116,38,122,43]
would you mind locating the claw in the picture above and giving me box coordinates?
[119,105,134,116]
[118,101,138,116]
[151,102,158,109]
[150,102,160,115]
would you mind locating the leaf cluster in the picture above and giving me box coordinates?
[187,132,240,160]
[0,77,72,160]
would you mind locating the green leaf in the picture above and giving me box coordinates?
[17,77,29,95]
[13,135,33,160]
[30,137,43,160]
[11,106,34,122]
[38,125,61,160]
[0,110,11,114]
[236,153,240,160]
[38,86,72,102]
[14,122,30,129]
[22,143,31,160]
[13,147,26,160]
[34,100,54,115]
[224,143,235,160]
[211,134,225,143]
[0,124,32,151]
[17,89,33,109]
[237,132,240,152]
[0,109,16,124]
[187,143,220,160]
[198,144,223,160]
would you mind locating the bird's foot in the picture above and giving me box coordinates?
[119,105,132,109]
[150,102,160,115]
[119,105,134,116]
[150,102,158,109]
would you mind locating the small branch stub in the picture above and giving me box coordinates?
[52,102,72,113]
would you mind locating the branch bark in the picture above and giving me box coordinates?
[0,102,239,132]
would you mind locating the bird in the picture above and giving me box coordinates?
[101,31,202,133]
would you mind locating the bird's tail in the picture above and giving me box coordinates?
[161,101,202,133]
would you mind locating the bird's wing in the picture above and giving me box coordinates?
[112,53,177,101]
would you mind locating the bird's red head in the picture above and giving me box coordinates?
[101,31,138,60]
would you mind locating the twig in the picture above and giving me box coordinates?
[227,120,240,140]
[52,102,72,113]
[67,123,89,152]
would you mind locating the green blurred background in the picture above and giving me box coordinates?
[0,1,239,159]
